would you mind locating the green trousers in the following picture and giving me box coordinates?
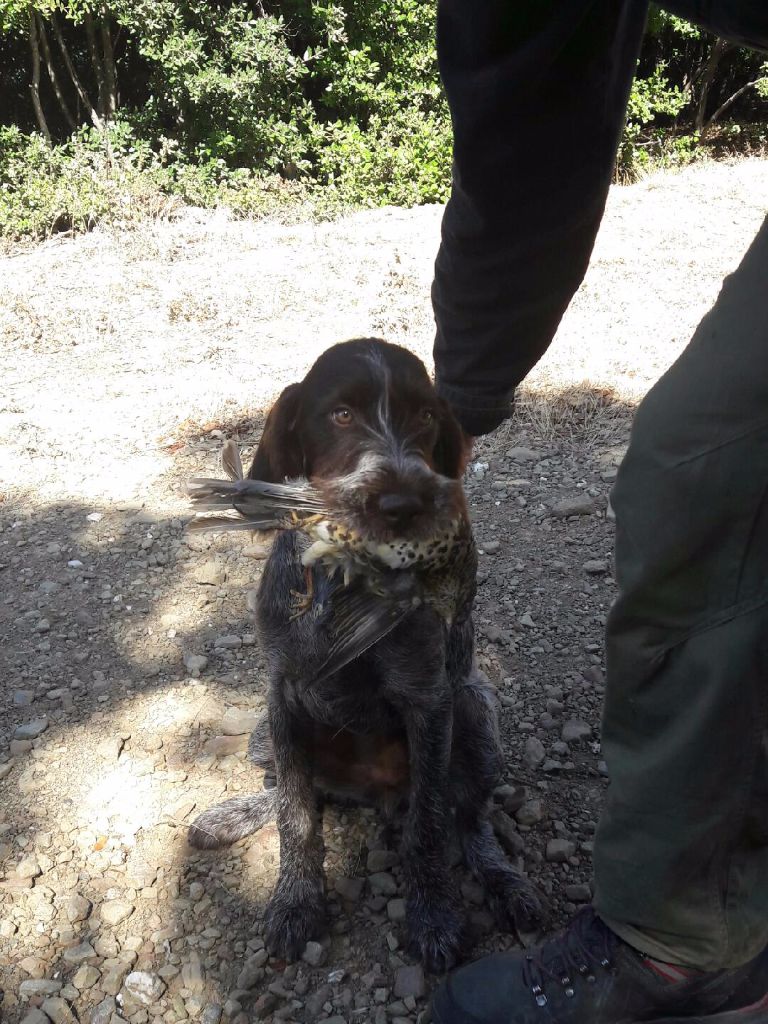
[593,217,768,970]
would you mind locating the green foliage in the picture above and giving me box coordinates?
[618,64,689,179]
[1,0,766,241]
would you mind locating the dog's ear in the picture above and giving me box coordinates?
[433,399,472,479]
[248,383,305,482]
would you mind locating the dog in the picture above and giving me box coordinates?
[188,338,543,972]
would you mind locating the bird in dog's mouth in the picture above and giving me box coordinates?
[186,439,477,676]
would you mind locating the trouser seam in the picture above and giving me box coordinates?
[655,591,768,661]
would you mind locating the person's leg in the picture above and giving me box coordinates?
[432,0,649,436]
[431,223,768,1024]
[594,217,768,970]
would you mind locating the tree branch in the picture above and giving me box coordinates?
[701,79,761,137]
[51,10,103,130]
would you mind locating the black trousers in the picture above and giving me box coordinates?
[432,1,768,968]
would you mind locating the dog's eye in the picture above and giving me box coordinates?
[420,408,435,425]
[331,407,353,426]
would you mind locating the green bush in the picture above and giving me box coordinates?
[1,1,766,241]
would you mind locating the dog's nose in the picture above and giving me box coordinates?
[377,492,425,527]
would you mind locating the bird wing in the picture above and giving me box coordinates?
[186,477,327,532]
[221,439,244,481]
[313,579,417,683]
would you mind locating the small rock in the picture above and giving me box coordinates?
[494,784,527,814]
[204,734,248,756]
[193,561,226,586]
[515,799,545,826]
[507,447,541,462]
[221,708,261,736]
[101,899,134,927]
[100,963,130,996]
[519,612,536,629]
[63,941,97,965]
[181,956,206,992]
[334,876,364,901]
[481,540,500,554]
[66,892,92,923]
[523,736,546,767]
[561,720,592,743]
[304,985,332,1019]
[546,838,576,863]
[214,634,242,650]
[551,496,597,518]
[202,1004,223,1024]
[20,1011,49,1024]
[41,997,77,1024]
[16,855,41,879]
[565,883,592,902]
[14,719,48,740]
[184,653,209,677]
[387,898,406,922]
[124,971,166,1005]
[19,979,63,998]
[393,965,426,1000]
[236,949,268,988]
[90,997,116,1024]
[583,559,608,574]
[368,871,397,896]
[72,964,101,990]
[366,849,400,872]
[242,543,270,559]
[491,810,525,855]
[13,690,34,706]
[302,941,326,967]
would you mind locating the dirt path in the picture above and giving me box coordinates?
[0,158,766,1024]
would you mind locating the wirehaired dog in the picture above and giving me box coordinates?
[188,338,543,972]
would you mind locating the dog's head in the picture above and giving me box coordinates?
[250,338,471,540]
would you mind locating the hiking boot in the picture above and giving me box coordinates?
[431,907,768,1023]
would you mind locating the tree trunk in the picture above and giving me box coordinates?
[51,10,103,130]
[695,38,731,135]
[37,13,77,131]
[99,6,118,116]
[28,10,51,142]
[83,11,107,117]
[100,5,118,117]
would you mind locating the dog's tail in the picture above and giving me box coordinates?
[187,790,276,849]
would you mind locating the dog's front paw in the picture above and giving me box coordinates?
[487,871,549,939]
[263,884,325,961]
[406,888,464,974]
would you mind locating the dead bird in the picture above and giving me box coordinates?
[187,339,544,973]
[187,441,477,676]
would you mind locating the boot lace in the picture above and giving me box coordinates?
[521,908,617,1008]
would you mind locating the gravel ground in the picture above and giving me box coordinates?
[1,157,766,1024]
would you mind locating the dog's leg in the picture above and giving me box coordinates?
[379,618,463,974]
[451,672,546,935]
[401,696,464,973]
[262,697,326,960]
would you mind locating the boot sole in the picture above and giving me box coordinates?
[648,991,768,1023]
[432,991,768,1024]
